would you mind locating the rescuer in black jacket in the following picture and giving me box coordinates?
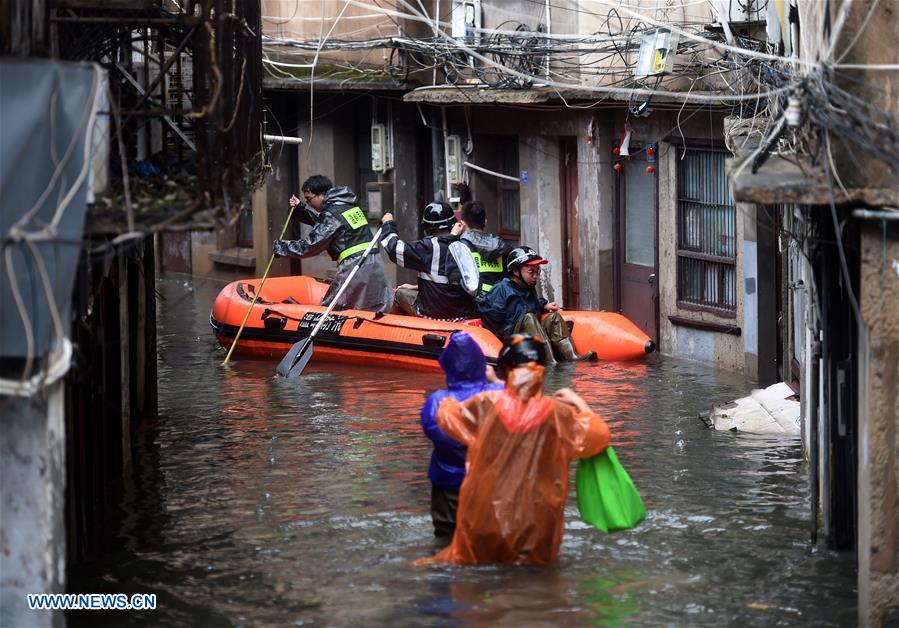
[273,175,393,312]
[379,202,480,321]
[458,200,510,295]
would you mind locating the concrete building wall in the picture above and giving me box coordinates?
[581,114,617,311]
[857,222,899,628]
[0,384,66,628]
[260,142,296,278]
[294,111,364,282]
[523,133,563,304]
[742,202,759,381]
[513,109,613,310]
[385,102,424,286]
[261,0,402,71]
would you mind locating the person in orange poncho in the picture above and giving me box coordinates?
[416,334,611,566]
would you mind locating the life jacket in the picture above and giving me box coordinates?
[320,187,378,263]
[461,231,508,293]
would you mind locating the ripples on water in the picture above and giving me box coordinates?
[69,279,856,626]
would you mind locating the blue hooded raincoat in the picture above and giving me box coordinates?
[421,333,504,491]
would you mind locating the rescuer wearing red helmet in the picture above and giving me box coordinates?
[477,246,594,361]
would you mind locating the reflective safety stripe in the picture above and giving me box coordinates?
[337,240,376,262]
[471,252,503,273]
[481,282,494,292]
[341,206,368,229]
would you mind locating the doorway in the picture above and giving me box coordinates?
[615,146,659,341]
[560,137,580,308]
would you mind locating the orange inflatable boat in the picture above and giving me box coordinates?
[210,275,655,371]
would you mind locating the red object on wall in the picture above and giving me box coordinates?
[613,163,622,173]
[645,166,655,174]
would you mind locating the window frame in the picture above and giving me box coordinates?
[674,143,738,317]
[494,137,521,240]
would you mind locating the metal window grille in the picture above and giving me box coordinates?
[497,138,520,235]
[676,147,737,312]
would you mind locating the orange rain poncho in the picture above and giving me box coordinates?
[416,364,611,566]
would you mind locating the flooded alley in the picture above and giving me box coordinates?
[67,278,856,626]
[5,1,898,624]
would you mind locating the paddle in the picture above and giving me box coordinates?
[276,225,384,378]
[222,201,299,366]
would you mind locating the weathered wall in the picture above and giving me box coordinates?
[513,109,613,309]
[579,113,616,310]
[0,385,66,628]
[294,109,361,282]
[386,102,424,286]
[261,0,402,70]
[857,221,899,628]
[829,0,899,197]
[742,202,759,380]
[264,141,299,277]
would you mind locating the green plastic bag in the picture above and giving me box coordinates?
[576,447,646,533]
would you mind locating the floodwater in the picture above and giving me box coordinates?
[70,277,856,626]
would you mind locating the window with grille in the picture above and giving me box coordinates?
[676,147,737,314]
[496,137,520,236]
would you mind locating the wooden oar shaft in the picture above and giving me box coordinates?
[221,203,298,366]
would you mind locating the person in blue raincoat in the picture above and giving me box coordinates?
[421,332,503,539]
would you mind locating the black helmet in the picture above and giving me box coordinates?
[495,333,548,379]
[421,202,456,232]
[506,246,547,272]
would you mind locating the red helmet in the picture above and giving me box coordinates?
[506,246,547,272]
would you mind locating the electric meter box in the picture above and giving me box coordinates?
[445,135,463,184]
[365,181,393,219]
[371,123,393,173]
[635,28,680,79]
[451,0,482,41]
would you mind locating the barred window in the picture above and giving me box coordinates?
[676,147,737,313]
[496,137,520,236]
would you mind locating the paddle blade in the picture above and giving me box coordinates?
[276,338,312,377]
[285,339,314,377]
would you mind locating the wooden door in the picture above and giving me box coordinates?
[616,149,658,341]
[560,137,580,308]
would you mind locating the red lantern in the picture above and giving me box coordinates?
[646,146,655,157]
[613,163,622,173]
[612,146,620,155]
[645,165,655,174]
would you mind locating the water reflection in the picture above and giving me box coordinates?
[67,279,856,627]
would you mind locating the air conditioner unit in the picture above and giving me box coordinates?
[446,135,463,184]
[371,123,393,173]
[634,27,680,79]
